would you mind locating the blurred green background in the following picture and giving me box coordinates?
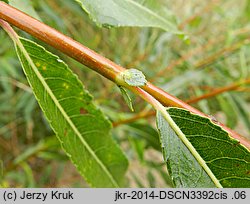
[0,0,249,187]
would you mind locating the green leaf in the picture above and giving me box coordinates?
[157,110,216,187]
[13,37,128,187]
[157,107,250,188]
[119,86,134,112]
[9,0,41,21]
[75,0,179,33]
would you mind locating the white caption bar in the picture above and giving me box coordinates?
[0,188,249,204]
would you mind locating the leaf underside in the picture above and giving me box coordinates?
[75,0,179,33]
[15,37,128,187]
[157,108,250,188]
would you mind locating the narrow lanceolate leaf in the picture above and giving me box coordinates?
[119,86,134,112]
[75,0,179,33]
[157,108,250,188]
[12,36,128,187]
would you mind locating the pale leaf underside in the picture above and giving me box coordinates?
[76,0,179,33]
[157,108,250,188]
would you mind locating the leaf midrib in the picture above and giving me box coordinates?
[124,0,173,27]
[157,108,223,188]
[16,37,119,187]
